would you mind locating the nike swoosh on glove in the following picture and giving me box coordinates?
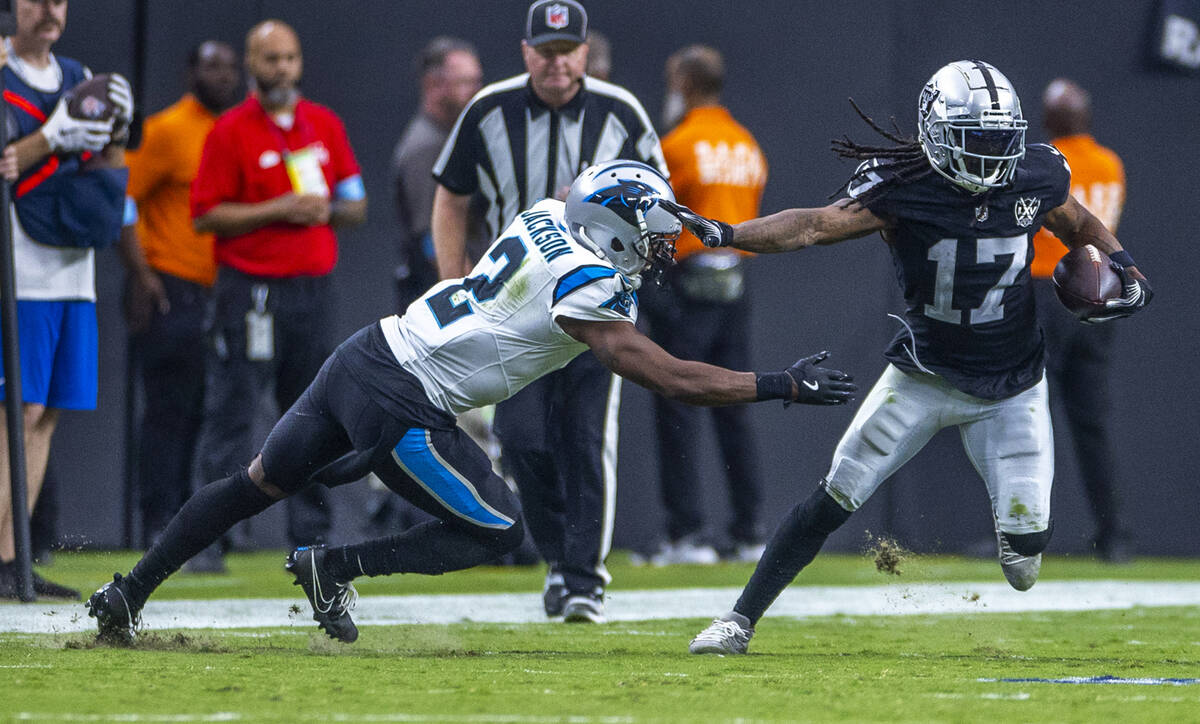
[784,351,857,406]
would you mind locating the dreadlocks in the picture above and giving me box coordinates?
[830,99,934,204]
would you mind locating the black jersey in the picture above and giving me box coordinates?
[848,144,1071,400]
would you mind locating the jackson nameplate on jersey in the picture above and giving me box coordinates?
[848,143,1071,400]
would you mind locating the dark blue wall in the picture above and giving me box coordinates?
[46,1,1200,556]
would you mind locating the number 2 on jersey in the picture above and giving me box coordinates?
[924,235,1026,325]
[427,236,528,327]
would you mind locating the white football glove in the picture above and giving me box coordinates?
[107,73,134,136]
[41,97,114,154]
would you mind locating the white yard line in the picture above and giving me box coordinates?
[1,580,1198,635]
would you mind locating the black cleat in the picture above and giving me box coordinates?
[285,546,359,643]
[86,573,141,645]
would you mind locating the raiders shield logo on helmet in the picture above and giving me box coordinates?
[1014,197,1040,227]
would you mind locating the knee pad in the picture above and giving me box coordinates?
[1007,521,1053,556]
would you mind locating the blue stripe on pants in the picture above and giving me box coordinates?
[391,428,514,529]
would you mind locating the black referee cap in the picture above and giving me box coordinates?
[526,0,588,47]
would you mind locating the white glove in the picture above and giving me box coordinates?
[107,74,134,135]
[41,97,114,154]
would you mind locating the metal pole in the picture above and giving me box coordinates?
[1,2,35,600]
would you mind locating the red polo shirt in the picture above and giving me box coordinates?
[191,96,360,277]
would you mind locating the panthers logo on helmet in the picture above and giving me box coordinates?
[583,179,661,226]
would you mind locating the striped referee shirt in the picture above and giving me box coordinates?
[433,73,668,240]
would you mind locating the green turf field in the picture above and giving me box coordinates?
[3,551,1198,723]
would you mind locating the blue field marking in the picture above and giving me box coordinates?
[979,676,1200,686]
[391,428,514,529]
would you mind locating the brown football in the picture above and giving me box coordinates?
[1052,244,1122,320]
[65,73,115,121]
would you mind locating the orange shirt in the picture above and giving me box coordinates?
[661,105,767,260]
[125,94,219,286]
[1030,133,1125,279]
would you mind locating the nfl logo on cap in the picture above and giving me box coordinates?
[546,3,569,29]
[527,0,587,46]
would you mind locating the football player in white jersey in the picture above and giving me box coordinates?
[87,160,857,644]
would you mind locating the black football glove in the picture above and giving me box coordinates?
[657,198,733,248]
[756,351,857,406]
[1083,263,1153,325]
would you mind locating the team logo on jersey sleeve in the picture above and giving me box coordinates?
[1014,196,1040,227]
[599,288,635,318]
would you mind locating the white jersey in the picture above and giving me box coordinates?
[380,199,638,415]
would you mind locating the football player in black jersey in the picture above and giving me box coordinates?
[670,60,1153,655]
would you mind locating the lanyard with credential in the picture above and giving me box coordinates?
[260,100,330,198]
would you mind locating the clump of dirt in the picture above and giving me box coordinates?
[863,531,910,576]
[72,630,228,652]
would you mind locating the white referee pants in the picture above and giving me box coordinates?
[822,364,1053,535]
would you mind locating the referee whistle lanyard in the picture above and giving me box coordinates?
[256,97,330,198]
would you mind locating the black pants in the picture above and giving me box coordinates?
[262,324,522,532]
[132,273,209,544]
[1035,278,1123,542]
[194,268,334,547]
[640,269,763,545]
[494,351,619,594]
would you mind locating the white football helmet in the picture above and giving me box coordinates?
[564,160,681,286]
[918,60,1028,194]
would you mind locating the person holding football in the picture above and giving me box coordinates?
[674,60,1152,655]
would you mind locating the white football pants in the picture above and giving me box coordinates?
[822,364,1053,535]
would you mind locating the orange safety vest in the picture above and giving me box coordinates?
[661,105,767,260]
[1030,134,1125,279]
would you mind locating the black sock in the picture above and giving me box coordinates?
[734,485,851,625]
[125,469,275,607]
[323,518,524,581]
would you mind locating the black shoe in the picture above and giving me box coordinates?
[542,569,567,617]
[285,546,358,643]
[0,562,18,599]
[32,570,79,600]
[86,573,142,645]
[562,588,606,623]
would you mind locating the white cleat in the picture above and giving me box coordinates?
[689,611,754,655]
[996,529,1041,592]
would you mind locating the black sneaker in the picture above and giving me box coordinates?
[562,588,605,623]
[542,569,567,617]
[86,573,142,645]
[285,546,358,643]
[32,571,80,600]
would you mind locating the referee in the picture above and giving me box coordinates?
[431,0,667,623]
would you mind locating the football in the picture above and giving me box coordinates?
[1052,244,1122,320]
[65,73,115,122]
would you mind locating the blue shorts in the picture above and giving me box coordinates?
[0,300,98,409]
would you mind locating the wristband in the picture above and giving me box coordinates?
[1109,250,1135,268]
[755,371,793,401]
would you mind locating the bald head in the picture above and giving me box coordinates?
[1043,78,1091,138]
[246,20,303,110]
[667,45,724,103]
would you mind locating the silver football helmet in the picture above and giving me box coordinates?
[564,160,681,286]
[918,60,1028,194]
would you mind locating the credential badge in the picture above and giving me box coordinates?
[1014,196,1040,228]
[546,4,569,29]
